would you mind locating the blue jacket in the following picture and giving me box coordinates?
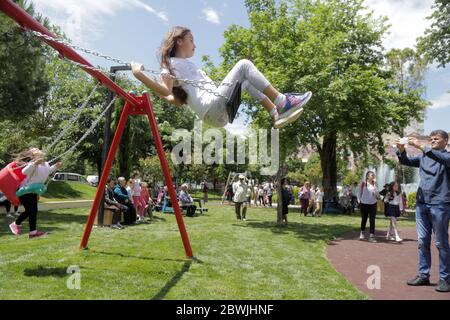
[397,147,450,204]
[113,185,130,204]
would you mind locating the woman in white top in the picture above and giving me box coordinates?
[384,181,403,242]
[9,148,62,239]
[359,171,379,242]
[131,26,312,129]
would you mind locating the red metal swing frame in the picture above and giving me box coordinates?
[0,0,193,258]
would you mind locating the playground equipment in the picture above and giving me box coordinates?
[0,0,194,257]
[0,162,25,206]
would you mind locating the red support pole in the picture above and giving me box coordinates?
[141,93,193,258]
[79,101,132,249]
[80,94,194,258]
[0,0,194,258]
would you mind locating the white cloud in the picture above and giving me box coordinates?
[202,8,221,25]
[430,92,450,110]
[130,0,169,22]
[32,0,168,45]
[363,0,433,50]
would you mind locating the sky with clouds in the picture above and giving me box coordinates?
[29,0,450,135]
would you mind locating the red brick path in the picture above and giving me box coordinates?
[326,227,450,300]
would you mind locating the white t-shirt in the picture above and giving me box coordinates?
[359,182,378,205]
[384,192,404,211]
[315,191,324,203]
[233,181,248,203]
[162,57,217,120]
[22,161,57,186]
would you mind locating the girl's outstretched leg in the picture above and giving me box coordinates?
[218,59,312,128]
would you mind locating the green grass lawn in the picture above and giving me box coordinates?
[40,181,97,202]
[0,203,416,300]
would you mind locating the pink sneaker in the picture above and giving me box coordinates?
[29,230,47,239]
[9,222,21,235]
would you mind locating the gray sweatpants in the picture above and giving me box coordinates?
[203,59,271,127]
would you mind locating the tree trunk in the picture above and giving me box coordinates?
[320,131,338,201]
[276,163,287,224]
[118,122,131,178]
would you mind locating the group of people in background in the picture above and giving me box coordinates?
[104,171,155,229]
[104,172,204,229]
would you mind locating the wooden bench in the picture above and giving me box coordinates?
[94,209,124,226]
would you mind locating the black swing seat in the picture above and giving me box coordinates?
[225,81,242,124]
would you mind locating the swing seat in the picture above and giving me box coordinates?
[0,163,23,206]
[16,183,47,197]
[226,81,242,124]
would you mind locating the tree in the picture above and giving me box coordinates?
[417,0,450,67]
[219,0,427,221]
[384,48,429,183]
[0,0,51,121]
[384,48,429,135]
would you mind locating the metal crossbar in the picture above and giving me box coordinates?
[27,30,233,99]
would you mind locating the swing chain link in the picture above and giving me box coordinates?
[27,30,233,99]
[48,96,118,165]
[44,82,101,154]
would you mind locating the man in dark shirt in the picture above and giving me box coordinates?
[396,130,450,292]
[104,177,128,229]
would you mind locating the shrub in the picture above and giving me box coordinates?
[407,192,416,209]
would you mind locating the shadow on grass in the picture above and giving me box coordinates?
[236,218,356,243]
[93,250,190,263]
[23,266,68,278]
[240,214,417,244]
[151,260,192,300]
[0,211,88,238]
[44,181,86,199]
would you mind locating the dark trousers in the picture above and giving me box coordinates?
[182,205,197,217]
[0,200,18,213]
[268,195,273,207]
[258,196,264,206]
[120,202,136,225]
[360,203,377,234]
[300,198,309,216]
[16,193,38,232]
[235,202,247,219]
[350,196,358,213]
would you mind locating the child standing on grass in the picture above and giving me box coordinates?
[314,186,324,217]
[131,171,146,222]
[140,181,154,220]
[131,26,312,129]
[9,148,62,239]
[384,181,403,242]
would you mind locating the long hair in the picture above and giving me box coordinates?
[387,181,401,200]
[13,148,43,166]
[365,171,375,186]
[159,26,191,104]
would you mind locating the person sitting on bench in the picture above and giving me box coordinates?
[105,177,128,229]
[179,184,196,217]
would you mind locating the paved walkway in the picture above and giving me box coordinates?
[326,227,450,300]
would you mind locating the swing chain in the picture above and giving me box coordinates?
[44,82,101,154]
[26,30,233,99]
[48,96,118,164]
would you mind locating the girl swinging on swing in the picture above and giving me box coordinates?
[9,148,62,239]
[131,26,312,129]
